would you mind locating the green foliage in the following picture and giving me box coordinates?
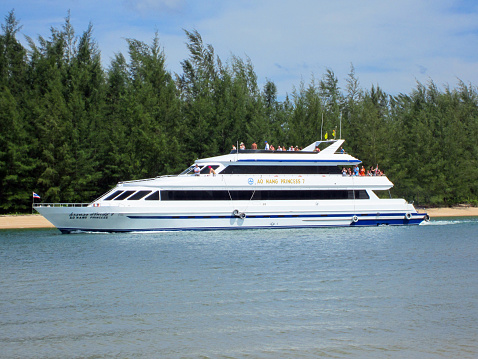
[0,11,477,213]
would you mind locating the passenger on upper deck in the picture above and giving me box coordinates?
[265,141,270,150]
[353,165,359,176]
[251,142,257,150]
[240,142,245,150]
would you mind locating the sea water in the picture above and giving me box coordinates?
[1,218,477,358]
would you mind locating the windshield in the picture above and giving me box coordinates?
[179,165,196,175]
[179,164,220,175]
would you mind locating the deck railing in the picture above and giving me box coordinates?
[33,203,90,208]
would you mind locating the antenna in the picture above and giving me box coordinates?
[339,112,342,139]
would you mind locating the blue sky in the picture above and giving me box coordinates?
[2,0,478,98]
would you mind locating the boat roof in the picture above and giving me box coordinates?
[196,139,361,166]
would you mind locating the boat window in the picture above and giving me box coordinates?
[161,190,369,201]
[180,165,195,175]
[127,190,152,200]
[354,190,370,199]
[221,165,342,175]
[180,165,213,175]
[200,165,220,174]
[114,190,136,200]
[104,190,124,201]
[145,191,160,200]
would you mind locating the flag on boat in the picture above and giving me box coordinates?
[33,192,40,199]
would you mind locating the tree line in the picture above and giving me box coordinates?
[1,10,477,213]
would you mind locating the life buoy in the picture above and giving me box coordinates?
[425,214,430,222]
[352,215,359,223]
[233,209,239,216]
[405,213,412,220]
[239,212,246,219]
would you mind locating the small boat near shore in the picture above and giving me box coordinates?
[34,139,429,233]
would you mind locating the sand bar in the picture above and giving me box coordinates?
[0,214,55,229]
[421,206,478,218]
[0,208,477,230]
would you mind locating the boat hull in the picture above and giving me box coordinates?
[35,200,429,233]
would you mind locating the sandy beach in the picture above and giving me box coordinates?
[422,206,478,218]
[0,215,55,229]
[0,207,477,230]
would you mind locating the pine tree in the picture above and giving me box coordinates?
[0,10,36,213]
[125,34,183,177]
[178,29,220,158]
[64,22,105,201]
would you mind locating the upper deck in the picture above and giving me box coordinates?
[196,139,361,169]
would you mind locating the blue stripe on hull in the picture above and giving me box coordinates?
[351,219,423,226]
[237,159,360,164]
[126,213,409,220]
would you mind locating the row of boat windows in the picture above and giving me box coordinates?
[219,165,342,175]
[162,190,369,201]
[104,190,159,201]
[103,189,369,201]
[181,165,343,175]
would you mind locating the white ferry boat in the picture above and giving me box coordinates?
[34,139,429,233]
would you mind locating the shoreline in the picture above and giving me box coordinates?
[420,206,478,218]
[0,214,55,229]
[1,207,477,230]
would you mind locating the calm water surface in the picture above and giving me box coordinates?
[1,218,477,358]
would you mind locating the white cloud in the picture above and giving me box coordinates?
[2,0,477,97]
[183,0,478,96]
[123,0,186,15]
